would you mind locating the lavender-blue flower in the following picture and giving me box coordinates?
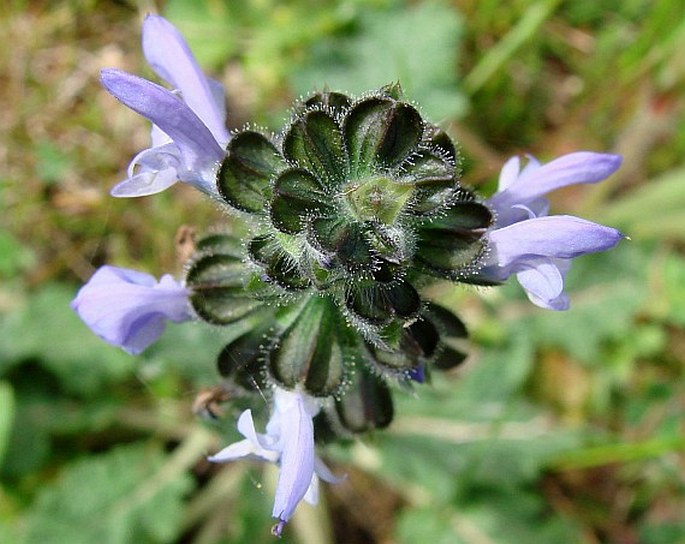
[479,152,625,310]
[70,265,191,355]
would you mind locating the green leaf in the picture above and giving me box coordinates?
[333,367,394,433]
[300,90,352,116]
[424,303,469,370]
[345,280,419,326]
[247,234,311,290]
[396,486,581,544]
[309,218,374,272]
[0,231,36,278]
[24,442,195,544]
[0,285,134,397]
[660,252,685,326]
[217,324,271,391]
[194,233,244,257]
[402,150,457,216]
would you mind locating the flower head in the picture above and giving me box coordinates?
[478,152,625,310]
[71,265,192,354]
[103,15,229,197]
[208,388,341,536]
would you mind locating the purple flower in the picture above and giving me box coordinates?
[102,15,230,198]
[479,152,625,310]
[71,265,192,354]
[208,388,342,537]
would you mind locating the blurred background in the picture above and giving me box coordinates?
[1,0,684,542]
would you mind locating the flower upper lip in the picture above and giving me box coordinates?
[487,151,623,228]
[142,14,230,146]
[101,14,229,198]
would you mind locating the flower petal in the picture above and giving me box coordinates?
[71,266,191,354]
[488,215,624,269]
[100,69,224,171]
[303,475,319,505]
[111,167,179,197]
[271,392,315,530]
[142,15,230,145]
[236,409,278,452]
[490,152,622,213]
[314,457,345,484]
[208,410,279,463]
[207,439,263,462]
[497,156,521,191]
[515,259,570,310]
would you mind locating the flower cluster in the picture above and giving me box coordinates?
[72,14,624,535]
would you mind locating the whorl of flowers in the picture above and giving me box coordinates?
[72,14,625,535]
[186,83,489,427]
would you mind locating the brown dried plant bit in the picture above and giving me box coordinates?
[175,225,197,265]
[192,385,231,420]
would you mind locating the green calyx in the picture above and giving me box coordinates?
[185,84,492,436]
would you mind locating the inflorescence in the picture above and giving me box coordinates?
[71,14,625,536]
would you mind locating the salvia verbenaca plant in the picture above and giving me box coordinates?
[72,14,626,537]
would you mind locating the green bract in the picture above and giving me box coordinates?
[185,85,492,437]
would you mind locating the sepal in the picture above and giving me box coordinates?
[267,296,347,397]
[283,110,347,187]
[270,168,333,234]
[186,252,264,325]
[344,97,424,177]
[217,131,282,213]
[332,368,394,434]
[415,200,492,278]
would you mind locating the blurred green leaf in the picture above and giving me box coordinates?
[1,370,119,478]
[142,321,235,386]
[0,382,14,466]
[520,243,649,365]
[396,507,459,544]
[0,232,36,278]
[602,165,685,240]
[35,140,74,186]
[464,0,562,94]
[396,484,581,544]
[24,442,194,544]
[378,374,582,497]
[658,252,685,326]
[291,1,468,120]
[164,0,235,67]
[0,284,135,397]
[548,435,685,470]
[640,521,685,544]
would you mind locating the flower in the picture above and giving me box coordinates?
[71,265,192,354]
[479,152,625,310]
[102,14,230,198]
[208,388,342,537]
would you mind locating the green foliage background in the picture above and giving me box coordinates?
[1,0,684,542]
